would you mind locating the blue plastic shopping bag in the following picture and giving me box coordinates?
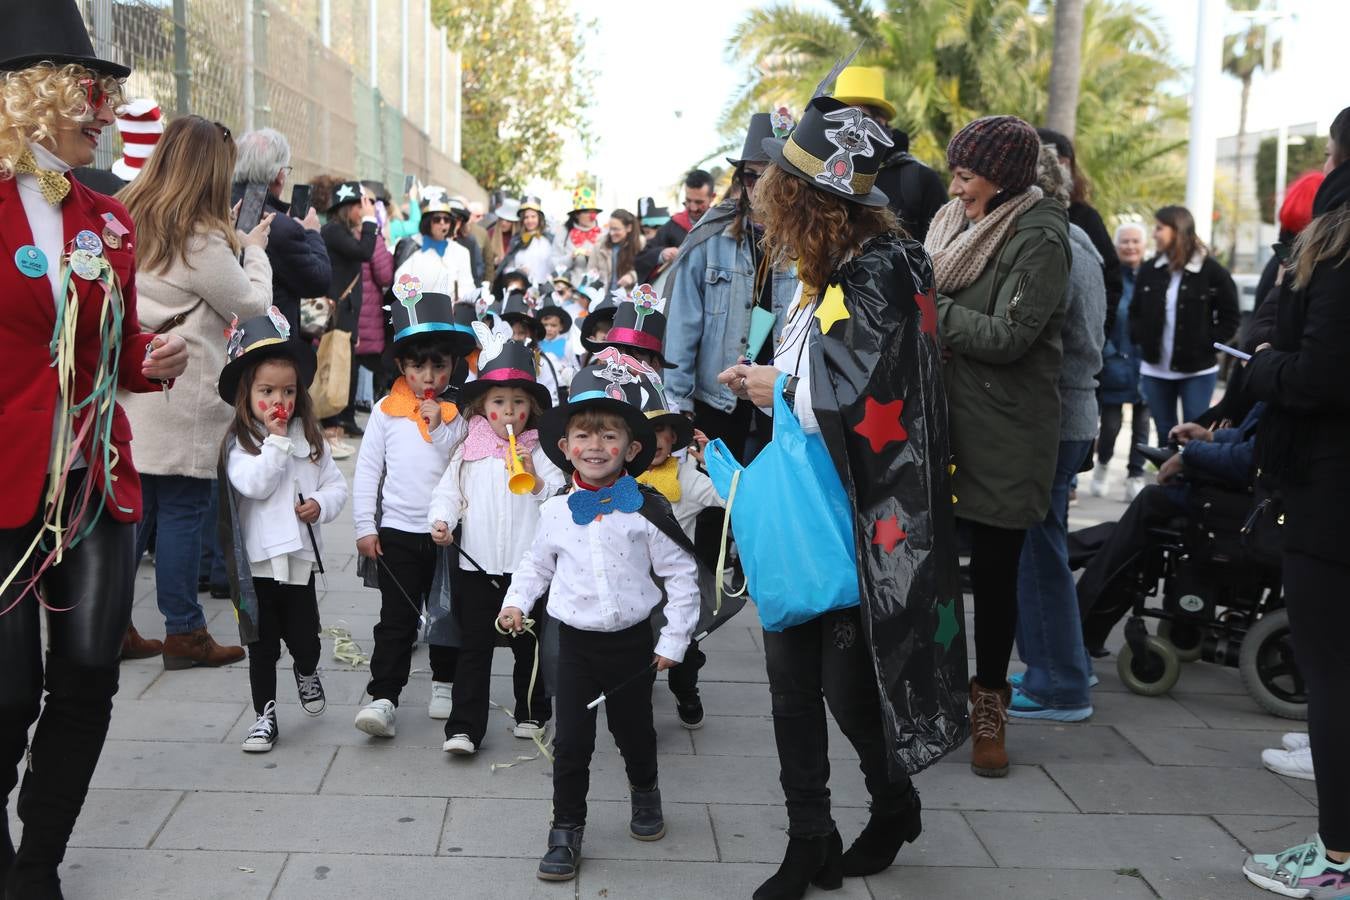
[704,372,859,631]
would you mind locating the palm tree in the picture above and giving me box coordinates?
[1046,0,1086,135]
[725,0,1187,220]
[1222,0,1281,259]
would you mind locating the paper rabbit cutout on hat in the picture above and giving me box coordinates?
[817,108,893,195]
[471,318,515,366]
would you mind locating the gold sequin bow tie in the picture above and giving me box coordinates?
[14,150,72,206]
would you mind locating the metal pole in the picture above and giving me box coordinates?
[439,28,447,152]
[320,0,331,48]
[423,2,432,133]
[1185,0,1224,245]
[369,0,378,86]
[242,0,255,132]
[451,50,461,164]
[400,0,409,114]
[172,0,191,116]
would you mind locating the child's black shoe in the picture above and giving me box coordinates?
[536,825,583,881]
[294,669,326,716]
[629,784,665,841]
[753,828,843,900]
[675,694,704,730]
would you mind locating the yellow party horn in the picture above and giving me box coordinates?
[506,423,536,495]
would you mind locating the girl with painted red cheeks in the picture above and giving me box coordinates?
[428,321,565,755]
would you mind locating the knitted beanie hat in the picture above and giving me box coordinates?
[946,115,1041,194]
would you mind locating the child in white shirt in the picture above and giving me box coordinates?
[218,311,349,754]
[429,323,565,755]
[498,364,700,883]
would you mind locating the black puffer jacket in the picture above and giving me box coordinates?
[1129,252,1240,374]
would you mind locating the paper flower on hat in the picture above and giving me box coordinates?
[610,286,631,305]
[629,283,667,328]
[393,274,423,325]
[771,106,797,139]
[267,306,291,339]
[223,314,243,360]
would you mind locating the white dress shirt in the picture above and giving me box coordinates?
[502,492,701,661]
[759,282,820,433]
[352,400,467,538]
[671,457,725,542]
[426,438,566,575]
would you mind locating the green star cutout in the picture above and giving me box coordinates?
[934,599,959,653]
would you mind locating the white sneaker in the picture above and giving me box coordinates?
[428,682,453,719]
[513,720,543,740]
[1089,463,1109,497]
[1282,732,1310,752]
[443,733,476,755]
[1124,476,1146,502]
[242,701,277,753]
[328,438,354,460]
[354,699,397,738]
[1262,746,1315,781]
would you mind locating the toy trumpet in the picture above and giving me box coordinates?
[506,423,536,495]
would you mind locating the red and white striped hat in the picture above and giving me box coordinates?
[111,98,163,182]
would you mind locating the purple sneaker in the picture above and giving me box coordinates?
[1243,835,1350,898]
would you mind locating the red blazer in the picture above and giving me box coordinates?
[0,175,161,529]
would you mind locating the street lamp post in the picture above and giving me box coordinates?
[1186,0,1224,245]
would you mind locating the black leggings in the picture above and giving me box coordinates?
[247,576,323,715]
[967,520,1027,690]
[1282,550,1350,850]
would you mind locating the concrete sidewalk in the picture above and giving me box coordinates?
[15,446,1312,900]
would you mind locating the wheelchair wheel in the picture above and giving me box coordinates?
[1117,635,1181,696]
[1239,609,1308,721]
[1157,620,1204,663]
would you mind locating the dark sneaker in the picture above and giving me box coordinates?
[675,695,704,730]
[537,825,583,881]
[629,784,666,841]
[295,669,326,716]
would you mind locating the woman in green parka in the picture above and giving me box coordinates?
[923,116,1070,779]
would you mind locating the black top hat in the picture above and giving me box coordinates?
[762,96,894,208]
[727,113,775,167]
[326,180,363,213]
[389,278,476,356]
[639,372,693,453]
[579,293,620,344]
[218,307,308,404]
[582,283,677,369]
[458,322,551,411]
[0,0,130,78]
[539,363,660,476]
[535,303,573,335]
[500,289,545,342]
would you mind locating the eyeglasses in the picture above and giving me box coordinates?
[741,170,761,186]
[78,78,106,111]
[428,214,454,225]
[214,121,232,142]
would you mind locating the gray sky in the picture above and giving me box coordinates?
[551,0,1345,213]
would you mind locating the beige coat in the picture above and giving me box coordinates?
[122,231,273,480]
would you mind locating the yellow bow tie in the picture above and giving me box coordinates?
[637,457,681,503]
[14,149,71,206]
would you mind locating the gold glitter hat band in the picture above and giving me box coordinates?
[781,137,878,196]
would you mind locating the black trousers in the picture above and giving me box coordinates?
[763,606,912,838]
[445,570,550,744]
[1281,550,1350,850]
[667,639,705,701]
[552,621,658,827]
[247,575,322,715]
[1098,402,1151,477]
[365,528,458,704]
[966,520,1027,689]
[1,472,134,880]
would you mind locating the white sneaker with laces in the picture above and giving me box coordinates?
[242,701,277,753]
[1124,476,1147,502]
[1089,463,1110,497]
[1262,746,1316,781]
[1282,732,1311,752]
[443,733,476,755]
[428,682,453,719]
[514,720,543,740]
[354,699,397,738]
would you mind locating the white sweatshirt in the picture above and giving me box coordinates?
[352,399,468,538]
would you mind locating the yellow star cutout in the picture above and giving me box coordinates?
[815,283,850,334]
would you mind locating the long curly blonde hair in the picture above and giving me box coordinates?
[0,63,124,179]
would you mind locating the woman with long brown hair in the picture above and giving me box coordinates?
[588,208,642,293]
[119,114,274,671]
[717,96,965,900]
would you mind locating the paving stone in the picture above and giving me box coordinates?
[114,660,167,700]
[689,715,860,760]
[708,804,992,867]
[154,791,446,854]
[61,789,181,849]
[1172,691,1301,732]
[698,623,761,652]
[1044,762,1315,815]
[577,859,874,899]
[60,848,284,900]
[1213,813,1322,853]
[138,665,369,706]
[693,650,769,683]
[92,740,334,793]
[1020,688,1207,729]
[441,797,718,861]
[966,723,1148,767]
[105,699,249,744]
[1115,725,1284,768]
[867,865,1157,899]
[271,853,563,899]
[1139,865,1271,900]
[910,763,1078,813]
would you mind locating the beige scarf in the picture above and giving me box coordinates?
[924,187,1043,293]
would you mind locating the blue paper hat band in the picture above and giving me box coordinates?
[393,322,476,343]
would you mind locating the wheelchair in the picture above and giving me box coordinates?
[1086,482,1305,720]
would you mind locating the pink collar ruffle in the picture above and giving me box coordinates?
[463,415,540,462]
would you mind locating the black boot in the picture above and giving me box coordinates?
[0,702,38,888]
[841,785,922,876]
[536,824,583,882]
[753,828,843,900]
[5,657,120,900]
[629,783,665,841]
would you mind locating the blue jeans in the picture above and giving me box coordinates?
[198,483,228,588]
[1015,439,1094,709]
[135,474,211,636]
[1140,372,1218,447]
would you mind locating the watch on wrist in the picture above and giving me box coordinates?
[782,375,799,408]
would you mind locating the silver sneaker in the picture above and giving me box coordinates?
[354,699,397,738]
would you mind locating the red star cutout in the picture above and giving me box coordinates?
[914,290,937,337]
[872,515,907,553]
[854,396,908,454]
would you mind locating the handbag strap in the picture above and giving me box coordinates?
[147,299,206,334]
[713,468,745,619]
[335,272,361,303]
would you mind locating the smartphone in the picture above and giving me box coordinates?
[236,182,268,234]
[403,174,416,196]
[1272,242,1291,266]
[288,183,312,220]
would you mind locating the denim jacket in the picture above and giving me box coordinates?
[664,226,798,412]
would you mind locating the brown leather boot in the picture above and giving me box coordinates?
[161,628,245,670]
[120,623,163,661]
[969,678,1011,778]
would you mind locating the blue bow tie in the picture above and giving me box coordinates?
[568,475,643,525]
